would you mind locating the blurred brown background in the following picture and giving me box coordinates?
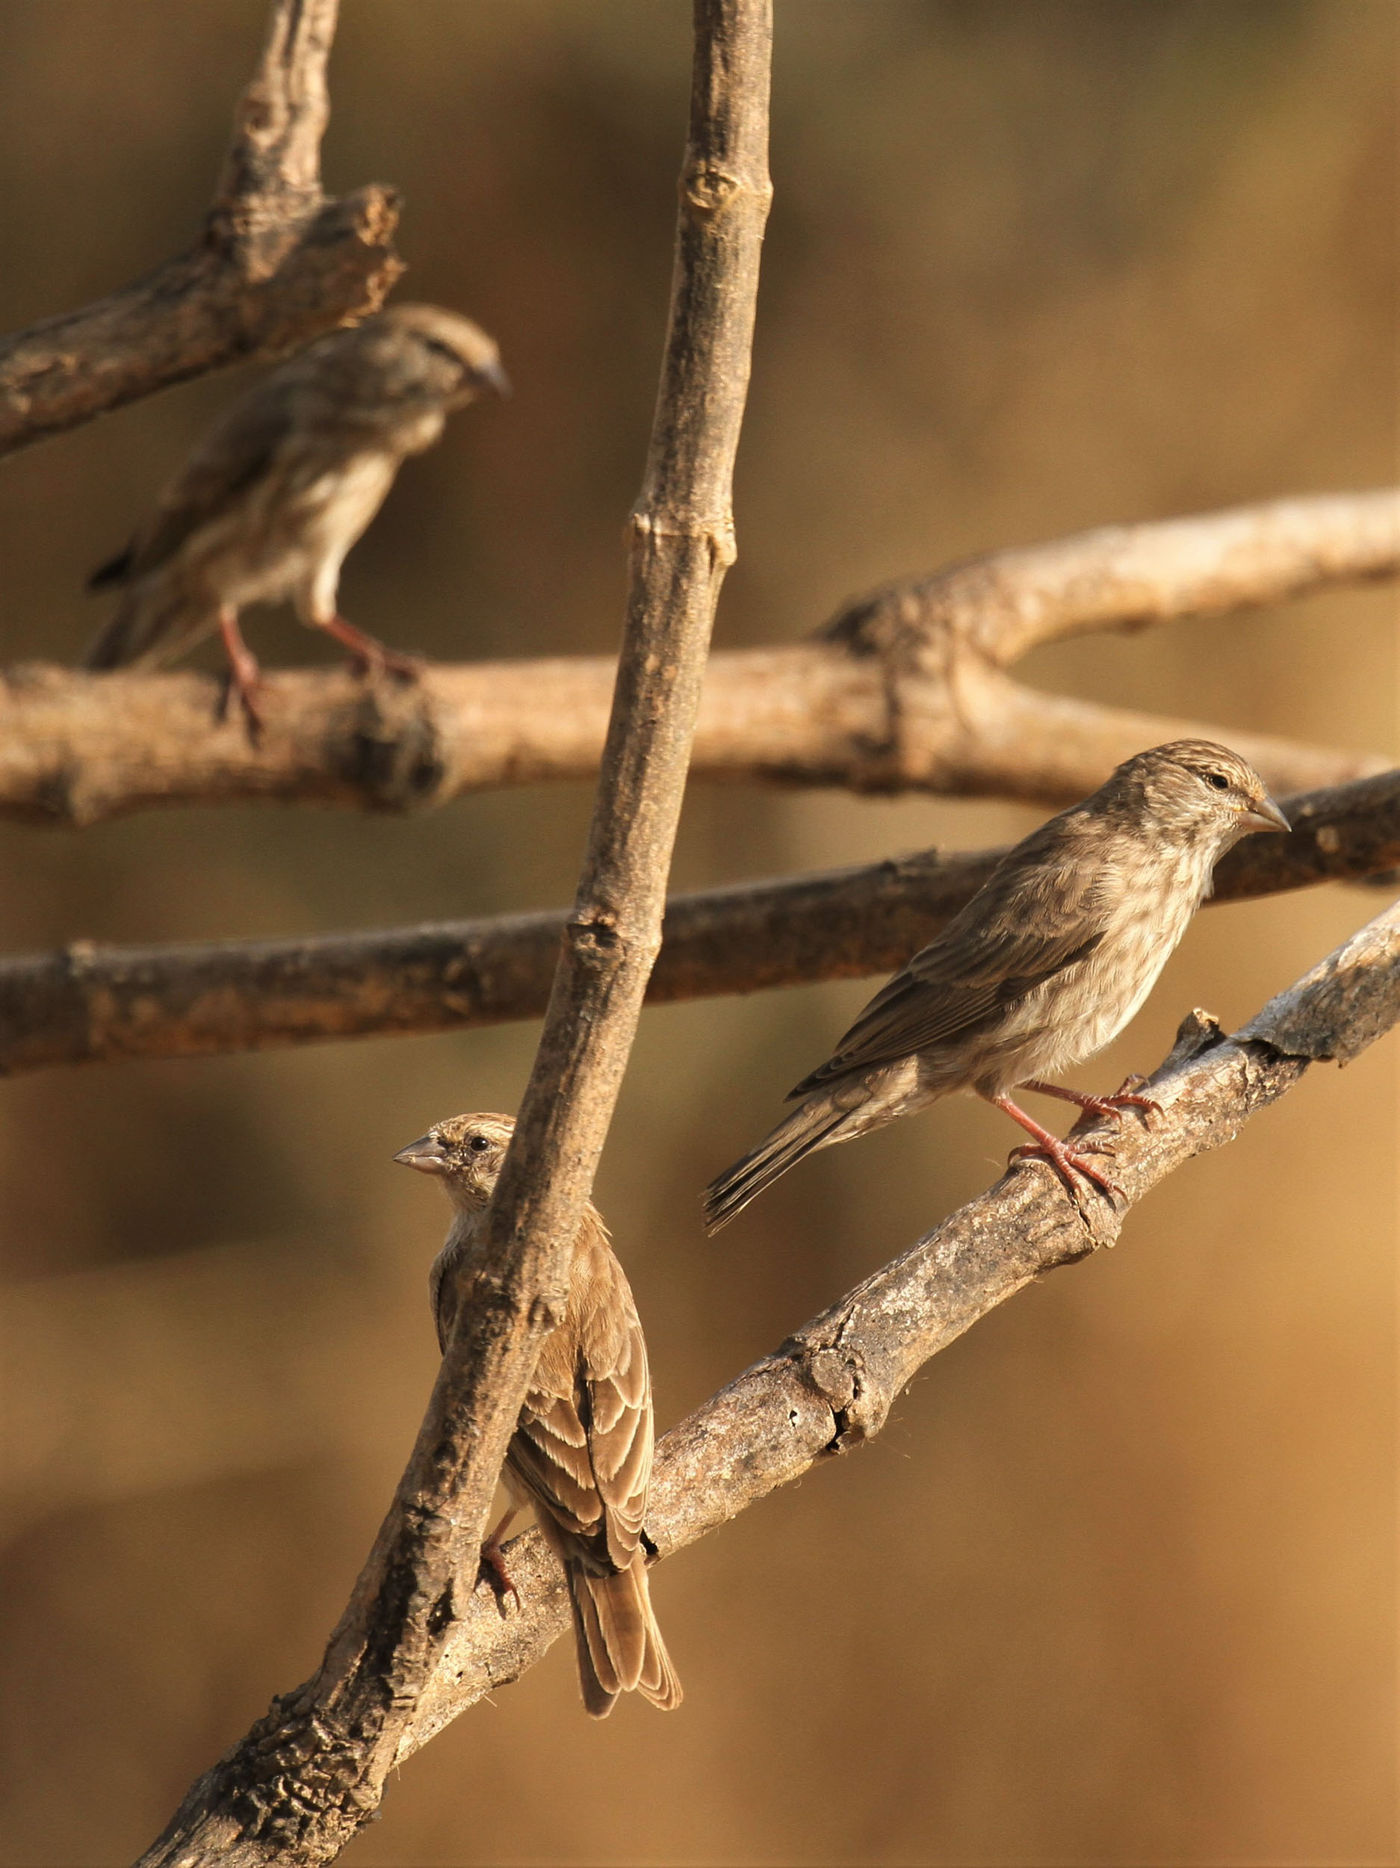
[0,3,1395,1863]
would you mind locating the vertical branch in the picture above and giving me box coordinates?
[135,4,772,1864]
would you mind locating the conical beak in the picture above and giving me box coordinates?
[1242,793,1290,834]
[394,1134,449,1174]
[477,357,512,399]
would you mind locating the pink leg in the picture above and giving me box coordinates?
[317,612,424,680]
[478,1506,521,1608]
[1020,1077,1162,1126]
[215,607,264,736]
[987,1092,1124,1203]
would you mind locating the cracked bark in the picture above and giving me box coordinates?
[0,488,1393,822]
[2,768,1395,1076]
[0,0,402,459]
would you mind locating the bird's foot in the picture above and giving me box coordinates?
[1020,1076,1161,1128]
[215,609,265,742]
[478,1539,521,1612]
[320,613,425,682]
[1009,1134,1124,1204]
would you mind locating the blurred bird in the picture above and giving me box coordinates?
[85,303,509,728]
[704,741,1290,1231]
[395,1111,682,1718]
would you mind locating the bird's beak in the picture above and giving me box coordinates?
[1241,793,1291,834]
[394,1134,449,1174]
[476,357,512,399]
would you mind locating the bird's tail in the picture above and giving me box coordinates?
[703,1094,850,1234]
[84,590,211,670]
[569,1554,682,1718]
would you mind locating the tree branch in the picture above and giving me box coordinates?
[1,489,1392,823]
[0,0,403,459]
[159,887,1400,1779]
[395,894,1400,1754]
[4,769,1395,1078]
[135,4,773,1862]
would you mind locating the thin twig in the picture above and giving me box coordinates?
[4,769,1395,1077]
[135,5,773,1863]
[214,893,1400,1766]
[0,0,402,458]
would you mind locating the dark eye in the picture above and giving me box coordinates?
[468,1134,491,1153]
[1203,770,1230,791]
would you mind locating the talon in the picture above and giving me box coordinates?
[215,608,265,742]
[319,612,425,682]
[1009,1139,1124,1203]
[479,1541,521,1611]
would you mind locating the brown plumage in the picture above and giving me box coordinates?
[85,303,508,725]
[704,741,1291,1230]
[395,1111,681,1718]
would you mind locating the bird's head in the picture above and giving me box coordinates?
[394,1110,515,1213]
[1111,741,1290,848]
[375,303,511,406]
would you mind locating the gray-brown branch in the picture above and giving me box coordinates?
[0,0,402,458]
[135,4,773,1863]
[3,489,1393,823]
[150,885,1400,1779]
[5,769,1396,1078]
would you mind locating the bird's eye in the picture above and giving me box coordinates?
[468,1135,491,1153]
[1203,770,1230,791]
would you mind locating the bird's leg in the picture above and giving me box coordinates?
[987,1092,1124,1202]
[1020,1077,1162,1126]
[317,612,424,681]
[478,1506,521,1610]
[215,607,265,738]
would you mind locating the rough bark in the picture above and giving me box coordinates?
[2,489,1394,823]
[134,5,773,1863]
[0,0,402,458]
[4,769,1395,1078]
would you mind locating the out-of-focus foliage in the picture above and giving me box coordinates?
[0,4,1393,1863]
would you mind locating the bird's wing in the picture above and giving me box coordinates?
[506,1218,652,1573]
[793,817,1116,1091]
[87,377,301,589]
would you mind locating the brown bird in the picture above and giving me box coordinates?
[85,303,508,727]
[395,1111,682,1718]
[704,741,1290,1231]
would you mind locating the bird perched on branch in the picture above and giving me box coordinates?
[85,303,509,730]
[395,1111,681,1718]
[704,741,1290,1231]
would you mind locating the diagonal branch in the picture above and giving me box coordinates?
[0,0,402,458]
[386,893,1400,1754]
[3,769,1396,1077]
[0,489,1393,823]
[135,4,773,1863]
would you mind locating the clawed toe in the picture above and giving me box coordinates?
[1009,1138,1123,1204]
[478,1542,521,1612]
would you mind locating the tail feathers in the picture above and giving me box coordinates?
[703,1095,850,1234]
[569,1556,682,1718]
[84,594,212,671]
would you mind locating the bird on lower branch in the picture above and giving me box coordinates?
[703,740,1290,1232]
[84,302,509,732]
[395,1111,682,1719]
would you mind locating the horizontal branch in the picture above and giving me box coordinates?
[377,889,1400,1756]
[3,768,1396,1076]
[2,491,1393,823]
[0,0,402,457]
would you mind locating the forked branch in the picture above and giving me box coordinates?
[2,489,1393,823]
[0,0,402,458]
